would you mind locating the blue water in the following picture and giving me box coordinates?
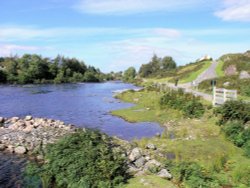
[0,82,163,140]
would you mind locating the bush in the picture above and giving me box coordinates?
[183,100,205,118]
[160,89,205,118]
[215,100,250,125]
[25,130,129,188]
[166,161,219,188]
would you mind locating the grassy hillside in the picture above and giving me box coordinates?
[219,51,250,75]
[156,60,212,84]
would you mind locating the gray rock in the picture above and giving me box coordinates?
[6,145,14,153]
[25,115,33,121]
[144,159,162,171]
[127,164,140,173]
[0,117,4,123]
[157,169,172,179]
[239,71,250,79]
[145,143,157,150]
[129,148,143,162]
[134,157,146,168]
[14,146,27,154]
[0,144,6,151]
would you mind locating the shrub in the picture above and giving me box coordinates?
[183,100,205,118]
[215,100,250,125]
[166,161,219,188]
[25,130,129,188]
[160,90,205,118]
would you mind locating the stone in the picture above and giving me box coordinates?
[145,143,157,150]
[134,157,146,168]
[7,145,14,153]
[144,159,162,171]
[129,148,143,162]
[0,117,4,123]
[25,115,33,121]
[10,117,20,123]
[14,146,27,154]
[239,71,250,79]
[157,169,172,179]
[223,82,230,87]
[127,164,140,173]
[0,144,6,151]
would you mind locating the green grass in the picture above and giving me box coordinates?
[112,90,182,124]
[179,60,212,83]
[215,60,225,77]
[123,175,177,188]
[113,89,250,187]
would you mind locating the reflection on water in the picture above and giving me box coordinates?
[0,153,27,188]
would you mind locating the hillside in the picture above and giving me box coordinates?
[218,51,250,76]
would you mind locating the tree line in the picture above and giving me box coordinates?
[122,54,177,83]
[0,54,104,84]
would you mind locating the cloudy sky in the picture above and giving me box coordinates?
[0,0,250,72]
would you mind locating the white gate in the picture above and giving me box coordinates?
[213,87,237,106]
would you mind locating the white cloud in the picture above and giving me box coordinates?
[0,25,181,42]
[74,0,208,15]
[0,44,41,56]
[215,0,250,21]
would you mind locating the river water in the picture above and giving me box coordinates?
[0,82,163,187]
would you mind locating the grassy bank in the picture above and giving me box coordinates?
[113,89,250,188]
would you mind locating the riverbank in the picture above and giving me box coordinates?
[112,88,250,187]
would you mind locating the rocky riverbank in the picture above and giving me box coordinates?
[0,116,76,156]
[0,116,172,181]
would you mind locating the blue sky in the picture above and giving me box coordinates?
[0,0,250,72]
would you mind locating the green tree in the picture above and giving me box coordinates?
[161,56,176,70]
[123,67,136,82]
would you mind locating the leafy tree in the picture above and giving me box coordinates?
[123,67,136,83]
[161,56,176,70]
[25,130,129,188]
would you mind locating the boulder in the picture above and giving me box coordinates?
[14,146,27,154]
[240,71,250,79]
[145,143,157,150]
[129,148,143,162]
[157,169,172,179]
[134,157,146,168]
[6,145,14,153]
[0,144,6,151]
[25,115,33,121]
[144,159,162,171]
[0,117,4,123]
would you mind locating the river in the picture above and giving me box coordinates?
[0,82,163,187]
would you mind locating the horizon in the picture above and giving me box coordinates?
[0,0,250,73]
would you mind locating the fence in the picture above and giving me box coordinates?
[213,87,237,106]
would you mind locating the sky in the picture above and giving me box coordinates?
[0,0,250,72]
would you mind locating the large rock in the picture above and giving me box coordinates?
[0,117,4,123]
[0,144,6,151]
[157,169,172,179]
[134,157,146,168]
[25,115,33,121]
[145,143,157,150]
[144,159,162,171]
[14,146,27,154]
[129,148,143,162]
[240,71,250,79]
